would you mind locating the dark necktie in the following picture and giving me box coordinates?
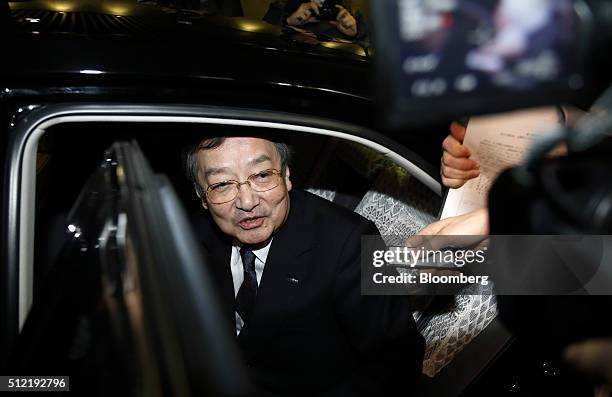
[236,248,257,326]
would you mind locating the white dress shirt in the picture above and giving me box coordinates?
[230,239,272,335]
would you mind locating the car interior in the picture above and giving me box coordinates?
[5,112,510,395]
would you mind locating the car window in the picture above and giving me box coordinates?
[3,106,443,392]
[3,104,441,348]
[31,121,440,306]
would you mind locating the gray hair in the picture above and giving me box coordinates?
[184,137,292,199]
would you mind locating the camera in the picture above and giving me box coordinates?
[371,0,612,127]
[317,0,340,21]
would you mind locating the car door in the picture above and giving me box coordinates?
[7,140,249,397]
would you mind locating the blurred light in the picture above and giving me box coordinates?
[80,70,104,75]
[25,18,40,23]
[454,74,477,92]
[320,41,366,57]
[231,19,281,35]
[321,41,342,49]
[68,224,77,233]
[32,31,40,35]
[239,22,262,33]
[403,54,439,73]
[52,2,74,12]
[106,5,129,15]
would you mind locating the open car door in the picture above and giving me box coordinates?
[10,141,249,397]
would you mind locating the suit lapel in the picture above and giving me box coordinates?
[244,192,314,340]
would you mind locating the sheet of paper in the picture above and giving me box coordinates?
[440,107,562,219]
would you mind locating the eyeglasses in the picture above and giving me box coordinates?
[205,169,283,204]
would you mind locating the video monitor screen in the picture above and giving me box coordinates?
[373,0,589,125]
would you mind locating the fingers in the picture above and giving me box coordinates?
[442,151,479,171]
[293,2,319,24]
[292,12,306,24]
[441,154,479,184]
[300,1,318,17]
[416,222,442,236]
[335,5,348,20]
[417,217,452,236]
[309,1,320,15]
[441,121,479,188]
[339,14,352,28]
[417,218,478,241]
[441,162,480,181]
[450,121,467,142]
[442,133,470,158]
[419,209,489,238]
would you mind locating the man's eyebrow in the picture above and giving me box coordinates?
[204,166,232,178]
[203,155,273,178]
[248,154,273,167]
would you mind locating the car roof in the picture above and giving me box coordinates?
[1,1,371,99]
[0,1,446,164]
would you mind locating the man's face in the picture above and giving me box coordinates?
[197,137,292,245]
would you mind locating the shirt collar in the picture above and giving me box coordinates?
[233,238,273,264]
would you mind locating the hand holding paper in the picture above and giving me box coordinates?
[440,107,563,219]
[441,121,480,189]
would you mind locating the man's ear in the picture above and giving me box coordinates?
[200,192,209,210]
[284,166,292,192]
[195,185,209,210]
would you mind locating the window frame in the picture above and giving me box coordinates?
[2,102,442,353]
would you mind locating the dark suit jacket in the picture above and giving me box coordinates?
[194,190,424,396]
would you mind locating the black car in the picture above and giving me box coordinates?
[1,1,608,396]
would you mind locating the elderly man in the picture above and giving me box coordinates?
[185,135,423,396]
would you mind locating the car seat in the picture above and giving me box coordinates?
[304,139,511,395]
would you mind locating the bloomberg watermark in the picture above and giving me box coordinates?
[361,235,612,295]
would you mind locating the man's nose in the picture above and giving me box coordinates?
[235,183,259,211]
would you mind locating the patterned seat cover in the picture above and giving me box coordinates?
[307,142,498,377]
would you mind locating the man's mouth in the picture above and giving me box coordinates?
[237,216,265,230]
